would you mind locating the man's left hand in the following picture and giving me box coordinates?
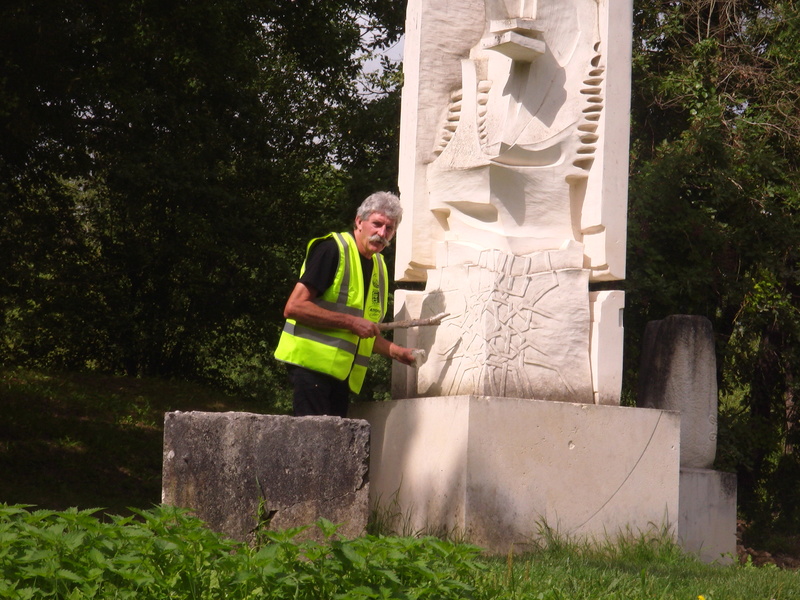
[390,344,418,366]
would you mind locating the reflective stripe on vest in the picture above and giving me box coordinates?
[281,321,359,355]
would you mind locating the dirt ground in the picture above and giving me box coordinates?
[737,521,800,570]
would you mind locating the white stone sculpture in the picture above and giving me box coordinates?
[395,0,632,403]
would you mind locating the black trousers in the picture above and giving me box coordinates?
[288,366,350,418]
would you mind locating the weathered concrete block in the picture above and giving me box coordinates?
[679,468,738,564]
[162,411,370,543]
[638,315,718,468]
[352,396,680,554]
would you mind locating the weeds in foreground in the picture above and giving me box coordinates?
[3,504,798,600]
[0,504,485,600]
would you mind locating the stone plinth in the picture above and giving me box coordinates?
[351,397,679,553]
[162,411,370,543]
[679,468,738,564]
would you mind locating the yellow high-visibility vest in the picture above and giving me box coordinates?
[274,231,388,393]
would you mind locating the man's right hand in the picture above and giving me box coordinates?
[349,316,380,339]
[285,282,380,338]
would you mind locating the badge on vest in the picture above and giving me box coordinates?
[368,305,381,320]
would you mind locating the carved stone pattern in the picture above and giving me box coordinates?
[418,251,594,402]
[574,44,604,172]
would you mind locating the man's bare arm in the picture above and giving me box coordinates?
[373,334,416,365]
[283,282,380,339]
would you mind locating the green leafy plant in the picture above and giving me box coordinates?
[0,505,487,600]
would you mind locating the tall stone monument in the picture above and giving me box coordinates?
[355,0,733,563]
[392,0,629,404]
[355,0,677,555]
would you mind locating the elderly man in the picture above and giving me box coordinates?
[275,191,416,417]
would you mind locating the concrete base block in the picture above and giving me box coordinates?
[162,411,370,544]
[678,468,738,564]
[351,396,680,553]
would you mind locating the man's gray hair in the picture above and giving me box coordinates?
[357,191,403,224]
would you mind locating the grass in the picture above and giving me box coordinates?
[2,367,799,600]
[476,537,800,599]
[0,367,273,516]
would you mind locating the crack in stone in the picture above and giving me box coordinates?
[574,411,664,529]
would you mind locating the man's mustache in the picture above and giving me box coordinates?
[369,234,391,247]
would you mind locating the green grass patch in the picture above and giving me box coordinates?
[478,546,799,599]
[0,368,267,516]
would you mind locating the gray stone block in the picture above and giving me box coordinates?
[679,468,738,564]
[638,315,718,468]
[162,411,370,544]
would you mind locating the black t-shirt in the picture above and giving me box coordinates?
[299,237,373,305]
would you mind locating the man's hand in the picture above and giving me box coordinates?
[285,282,420,360]
[285,283,377,336]
[389,344,417,366]
[373,335,421,366]
[349,316,381,339]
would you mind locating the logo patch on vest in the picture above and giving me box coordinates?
[367,305,381,320]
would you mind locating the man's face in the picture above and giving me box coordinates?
[354,211,397,258]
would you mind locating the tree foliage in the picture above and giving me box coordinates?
[0,0,404,400]
[627,0,800,531]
